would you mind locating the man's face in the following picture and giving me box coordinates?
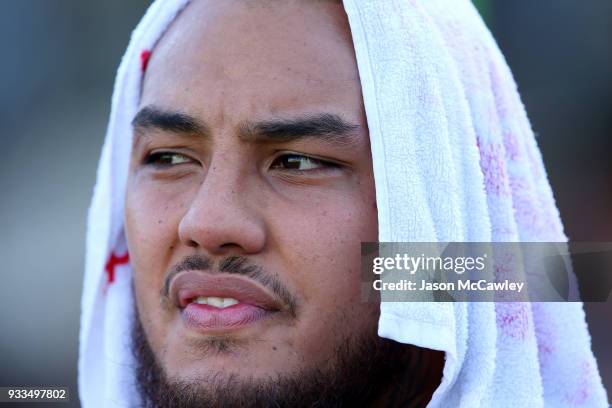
[125,0,381,402]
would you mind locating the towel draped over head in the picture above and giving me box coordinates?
[79,0,609,406]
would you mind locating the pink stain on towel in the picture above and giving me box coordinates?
[564,360,596,406]
[532,303,557,368]
[496,302,530,340]
[477,137,510,196]
[503,130,521,162]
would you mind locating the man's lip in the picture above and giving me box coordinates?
[169,271,283,311]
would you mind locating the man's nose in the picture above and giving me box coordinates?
[178,160,267,256]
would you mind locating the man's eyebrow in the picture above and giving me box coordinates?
[132,106,361,146]
[239,113,360,146]
[132,106,209,135]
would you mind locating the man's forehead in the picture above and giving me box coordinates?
[139,0,364,131]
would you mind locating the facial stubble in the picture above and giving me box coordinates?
[131,303,439,408]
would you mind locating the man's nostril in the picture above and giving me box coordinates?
[219,242,240,249]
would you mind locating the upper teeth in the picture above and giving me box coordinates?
[193,296,239,308]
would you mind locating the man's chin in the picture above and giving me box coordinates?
[160,338,301,381]
[131,310,432,408]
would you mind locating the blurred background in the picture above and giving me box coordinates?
[0,0,610,406]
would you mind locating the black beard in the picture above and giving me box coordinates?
[131,310,440,408]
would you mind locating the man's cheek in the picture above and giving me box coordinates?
[126,198,176,306]
[132,267,172,359]
[127,188,181,250]
[293,301,372,366]
[278,211,365,296]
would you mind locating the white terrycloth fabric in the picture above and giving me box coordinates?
[79,0,609,407]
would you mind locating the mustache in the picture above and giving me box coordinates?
[162,255,297,317]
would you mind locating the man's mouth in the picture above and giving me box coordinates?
[169,271,284,332]
[191,296,240,308]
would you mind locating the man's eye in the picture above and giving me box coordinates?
[270,154,335,171]
[144,152,193,166]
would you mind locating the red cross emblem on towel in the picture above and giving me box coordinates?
[105,251,129,284]
[140,49,152,73]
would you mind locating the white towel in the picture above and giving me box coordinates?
[79,0,609,406]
